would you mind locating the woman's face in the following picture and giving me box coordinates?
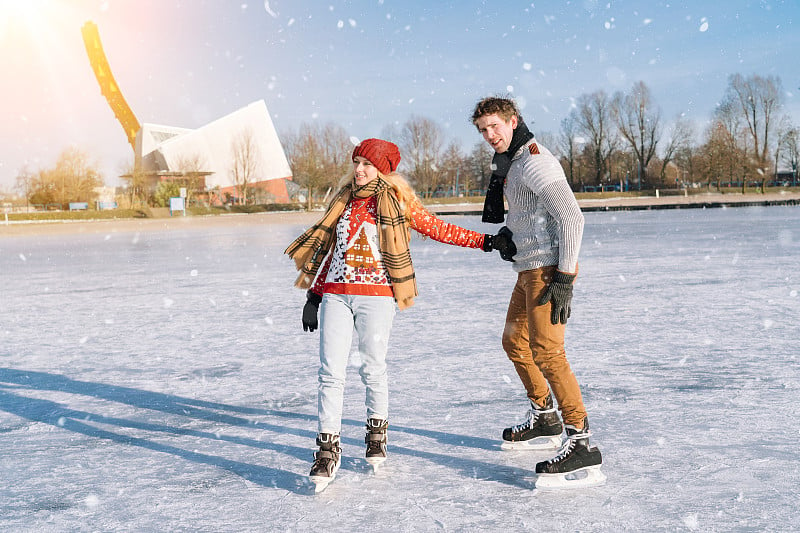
[353,156,379,186]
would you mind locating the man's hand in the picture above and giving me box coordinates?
[302,291,322,332]
[538,271,576,324]
[483,226,516,262]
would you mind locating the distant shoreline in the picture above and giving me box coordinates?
[2,191,799,237]
[0,210,322,237]
[429,191,800,215]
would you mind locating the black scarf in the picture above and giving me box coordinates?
[482,118,534,223]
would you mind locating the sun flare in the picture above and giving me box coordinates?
[0,0,63,40]
[1,0,51,21]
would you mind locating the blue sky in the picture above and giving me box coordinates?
[1,0,798,189]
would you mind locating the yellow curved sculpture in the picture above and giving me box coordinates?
[81,21,140,150]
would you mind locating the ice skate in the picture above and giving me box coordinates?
[501,396,563,451]
[309,433,341,492]
[365,418,388,471]
[534,418,605,490]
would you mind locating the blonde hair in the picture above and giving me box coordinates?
[336,171,418,221]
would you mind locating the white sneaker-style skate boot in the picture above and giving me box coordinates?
[365,418,388,471]
[309,433,341,492]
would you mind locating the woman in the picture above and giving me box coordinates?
[285,138,513,490]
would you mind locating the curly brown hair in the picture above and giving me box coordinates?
[471,96,520,126]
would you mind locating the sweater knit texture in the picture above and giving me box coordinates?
[311,196,484,297]
[504,139,584,274]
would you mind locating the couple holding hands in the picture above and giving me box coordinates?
[286,96,604,491]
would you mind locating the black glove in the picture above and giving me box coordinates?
[538,271,576,325]
[302,291,322,332]
[484,226,516,262]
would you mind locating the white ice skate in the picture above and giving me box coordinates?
[365,418,388,473]
[309,433,341,493]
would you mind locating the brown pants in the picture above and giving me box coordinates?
[502,266,587,427]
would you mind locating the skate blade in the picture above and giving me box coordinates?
[310,476,333,493]
[312,480,330,493]
[501,436,562,451]
[366,456,386,472]
[309,472,336,493]
[534,465,606,490]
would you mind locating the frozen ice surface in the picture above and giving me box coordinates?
[1,206,798,531]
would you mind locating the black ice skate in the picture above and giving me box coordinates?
[309,433,341,492]
[534,418,605,489]
[501,396,563,451]
[365,418,388,471]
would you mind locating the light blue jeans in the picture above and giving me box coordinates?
[317,293,396,434]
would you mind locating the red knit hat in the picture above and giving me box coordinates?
[352,138,401,175]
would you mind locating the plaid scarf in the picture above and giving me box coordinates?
[285,176,418,310]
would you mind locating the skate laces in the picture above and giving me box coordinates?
[366,440,384,455]
[365,419,387,455]
[547,429,591,464]
[510,404,556,433]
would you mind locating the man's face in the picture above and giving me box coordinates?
[475,113,518,153]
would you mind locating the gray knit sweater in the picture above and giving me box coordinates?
[504,139,584,274]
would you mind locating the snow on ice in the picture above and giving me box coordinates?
[0,206,798,530]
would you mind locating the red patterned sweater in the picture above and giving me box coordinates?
[310,196,485,297]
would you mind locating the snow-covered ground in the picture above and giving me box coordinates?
[1,206,798,532]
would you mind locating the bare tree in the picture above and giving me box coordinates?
[723,74,785,173]
[556,114,582,189]
[173,153,208,205]
[283,122,351,210]
[776,122,799,185]
[14,166,34,211]
[26,147,104,208]
[397,115,445,196]
[466,141,494,193]
[698,107,748,189]
[118,162,149,208]
[659,116,694,184]
[439,141,468,196]
[673,138,701,187]
[574,91,619,186]
[613,81,661,187]
[715,98,752,187]
[230,128,260,205]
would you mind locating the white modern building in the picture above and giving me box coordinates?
[134,100,293,203]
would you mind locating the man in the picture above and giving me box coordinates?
[472,96,604,488]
